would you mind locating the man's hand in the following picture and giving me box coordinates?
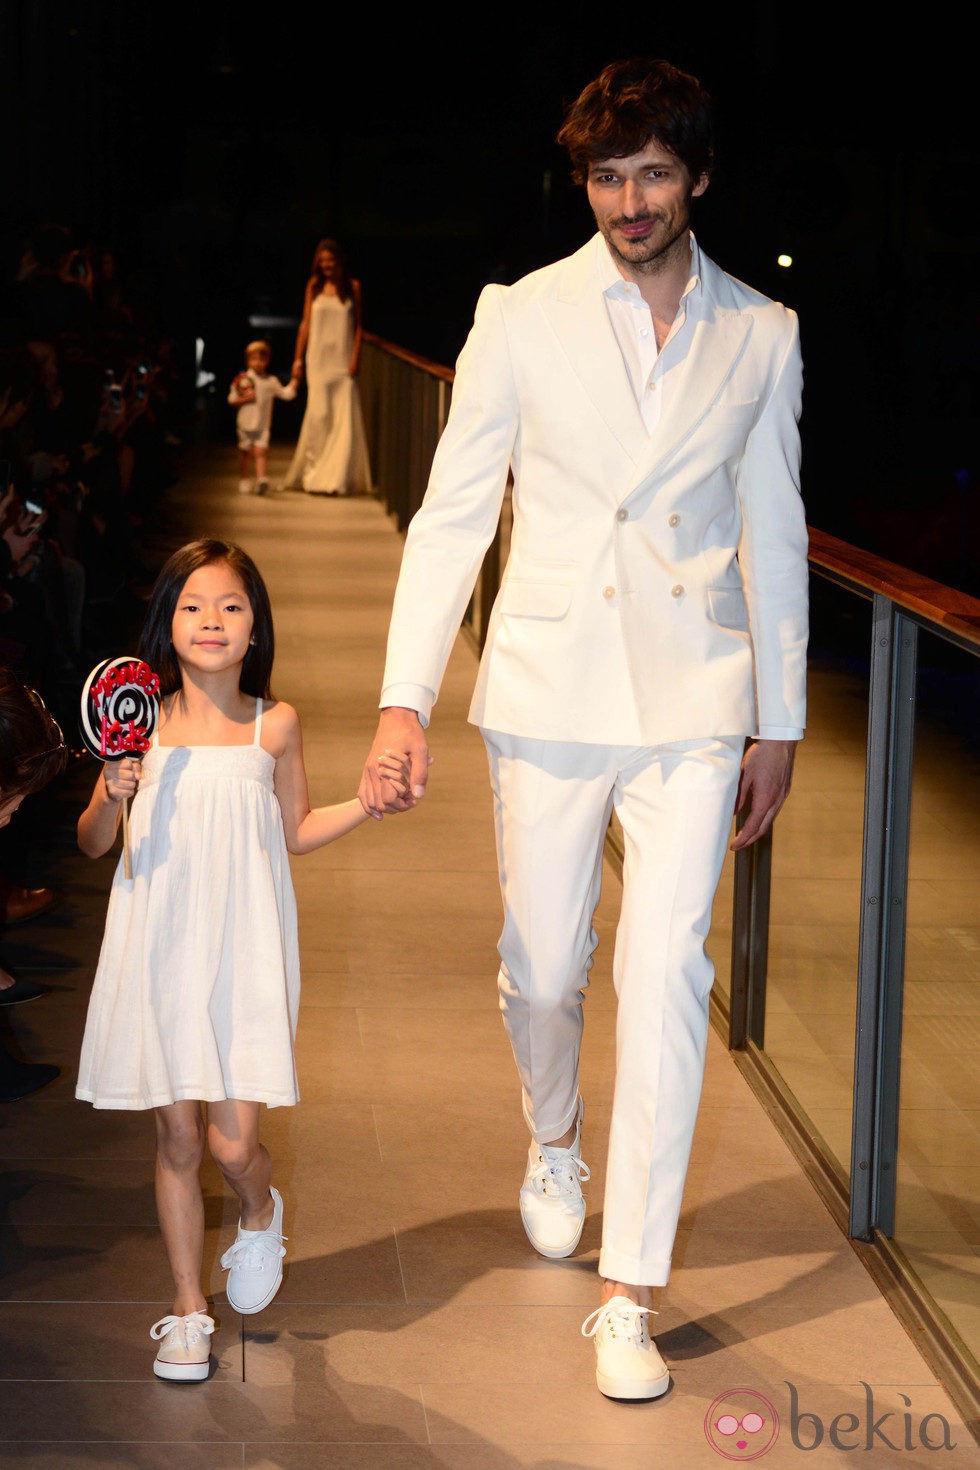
[358,707,431,820]
[730,739,796,851]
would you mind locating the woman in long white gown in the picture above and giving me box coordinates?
[283,239,372,496]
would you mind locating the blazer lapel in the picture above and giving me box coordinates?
[625,259,752,497]
[541,241,649,466]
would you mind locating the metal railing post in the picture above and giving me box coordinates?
[729,823,773,1050]
[850,595,918,1239]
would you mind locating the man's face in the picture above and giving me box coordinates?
[586,138,708,275]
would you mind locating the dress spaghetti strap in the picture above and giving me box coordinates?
[253,697,263,746]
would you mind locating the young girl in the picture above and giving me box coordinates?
[76,537,409,1382]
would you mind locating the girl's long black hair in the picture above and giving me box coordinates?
[139,538,275,698]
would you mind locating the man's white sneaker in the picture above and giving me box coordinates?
[150,1311,215,1382]
[220,1186,287,1314]
[581,1296,669,1400]
[238,478,253,495]
[519,1102,589,1259]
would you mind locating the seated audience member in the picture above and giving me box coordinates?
[0,669,67,1098]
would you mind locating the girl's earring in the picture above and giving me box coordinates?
[249,637,256,646]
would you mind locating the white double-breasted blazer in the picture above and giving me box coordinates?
[382,235,808,747]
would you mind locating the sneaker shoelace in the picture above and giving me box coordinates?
[220,1226,287,1273]
[527,1149,591,1200]
[581,1299,657,1343]
[150,1311,215,1347]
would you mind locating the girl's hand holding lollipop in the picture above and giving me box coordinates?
[102,758,142,804]
[78,656,160,878]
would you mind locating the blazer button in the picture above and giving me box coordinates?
[668,513,681,527]
[671,584,684,599]
[616,508,629,522]
[602,586,616,599]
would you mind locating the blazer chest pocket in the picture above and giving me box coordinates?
[500,579,574,620]
[707,585,749,631]
[706,398,761,454]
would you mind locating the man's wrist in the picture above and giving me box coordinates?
[379,705,423,723]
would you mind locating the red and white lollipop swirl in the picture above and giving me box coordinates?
[79,656,161,761]
[79,657,160,879]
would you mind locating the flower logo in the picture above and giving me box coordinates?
[705,1388,780,1460]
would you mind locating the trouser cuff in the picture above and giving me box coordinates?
[598,1246,672,1289]
[523,1094,581,1147]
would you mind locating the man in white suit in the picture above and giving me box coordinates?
[360,58,808,1400]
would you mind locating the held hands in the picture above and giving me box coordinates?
[375,749,412,803]
[730,739,796,851]
[102,758,142,803]
[359,708,432,819]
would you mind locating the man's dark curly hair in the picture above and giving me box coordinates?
[557,57,714,186]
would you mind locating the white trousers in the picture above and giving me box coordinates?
[483,730,743,1287]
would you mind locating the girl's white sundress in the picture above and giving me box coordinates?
[76,699,301,1109]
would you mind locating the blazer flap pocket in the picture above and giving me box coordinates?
[707,585,749,630]
[500,579,573,620]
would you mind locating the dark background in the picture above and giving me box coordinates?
[2,2,977,593]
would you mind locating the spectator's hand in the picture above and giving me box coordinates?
[102,759,141,803]
[16,509,46,538]
[3,524,40,566]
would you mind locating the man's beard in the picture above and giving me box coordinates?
[603,212,690,274]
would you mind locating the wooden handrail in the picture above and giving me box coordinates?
[808,527,980,649]
[363,331,455,384]
[362,335,979,650]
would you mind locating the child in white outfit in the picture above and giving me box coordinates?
[76,538,412,1382]
[227,341,297,495]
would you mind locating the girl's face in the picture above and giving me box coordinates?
[317,249,337,278]
[171,561,254,680]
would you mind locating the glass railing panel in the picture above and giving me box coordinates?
[751,577,873,1175]
[893,628,980,1361]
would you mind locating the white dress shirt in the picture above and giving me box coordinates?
[596,231,703,435]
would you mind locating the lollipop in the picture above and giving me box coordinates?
[79,656,161,877]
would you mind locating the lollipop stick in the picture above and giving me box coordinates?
[122,797,132,880]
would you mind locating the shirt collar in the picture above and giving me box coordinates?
[596,231,703,307]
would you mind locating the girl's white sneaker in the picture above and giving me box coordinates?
[150,1311,215,1382]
